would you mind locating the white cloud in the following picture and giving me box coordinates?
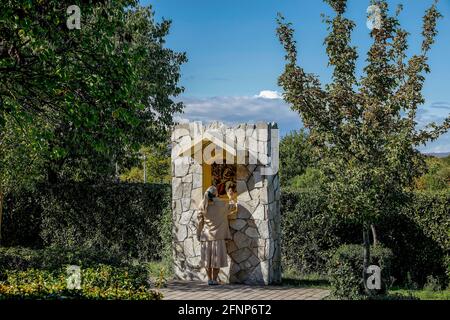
[175,93,301,135]
[254,90,282,100]
[415,101,450,153]
[175,94,449,153]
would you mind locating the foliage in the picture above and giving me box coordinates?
[281,189,330,273]
[415,155,450,191]
[279,129,315,186]
[281,189,352,274]
[0,265,161,300]
[0,114,46,194]
[159,189,174,269]
[120,143,171,184]
[290,168,326,190]
[277,0,448,293]
[1,188,43,248]
[281,189,450,287]
[404,191,449,252]
[0,246,127,275]
[328,244,394,299]
[146,260,171,288]
[0,114,47,245]
[390,288,450,300]
[377,191,449,286]
[423,275,442,292]
[1,183,172,262]
[0,1,186,186]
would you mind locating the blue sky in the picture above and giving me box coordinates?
[144,0,450,153]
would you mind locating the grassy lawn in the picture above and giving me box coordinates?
[389,288,450,300]
[281,269,450,300]
[281,268,331,289]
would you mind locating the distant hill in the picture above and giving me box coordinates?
[424,152,450,158]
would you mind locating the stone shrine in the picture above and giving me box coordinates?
[171,121,281,284]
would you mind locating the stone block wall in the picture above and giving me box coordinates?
[171,121,281,284]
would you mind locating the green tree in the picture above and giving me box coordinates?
[0,1,186,184]
[0,1,185,241]
[277,0,449,294]
[0,113,47,245]
[415,155,450,191]
[279,129,315,186]
[120,143,171,184]
[290,168,326,190]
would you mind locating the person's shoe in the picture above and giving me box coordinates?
[210,280,219,285]
[207,280,214,285]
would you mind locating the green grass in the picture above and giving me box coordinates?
[281,269,450,300]
[145,260,173,288]
[389,288,450,300]
[146,261,170,278]
[282,268,331,289]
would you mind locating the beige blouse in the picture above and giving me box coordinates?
[197,198,237,241]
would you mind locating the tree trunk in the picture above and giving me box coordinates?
[362,227,371,294]
[371,224,378,247]
[47,167,58,185]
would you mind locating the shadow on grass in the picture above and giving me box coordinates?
[282,277,330,288]
[281,270,330,289]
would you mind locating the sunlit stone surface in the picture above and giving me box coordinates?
[171,122,281,285]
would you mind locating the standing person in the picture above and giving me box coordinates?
[197,185,238,285]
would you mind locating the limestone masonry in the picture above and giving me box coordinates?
[171,121,281,285]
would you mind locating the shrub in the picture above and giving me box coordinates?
[2,183,171,262]
[0,265,161,300]
[377,191,449,287]
[158,191,174,270]
[0,247,41,276]
[281,189,449,287]
[1,188,43,248]
[328,244,394,300]
[289,168,326,190]
[0,246,127,275]
[281,189,360,274]
[423,275,442,292]
[282,189,338,274]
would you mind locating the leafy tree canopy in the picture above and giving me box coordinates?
[0,0,186,185]
[279,129,315,186]
[277,0,449,227]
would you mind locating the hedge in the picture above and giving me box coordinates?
[376,191,449,286]
[1,188,43,248]
[328,244,394,299]
[0,265,161,300]
[281,189,450,287]
[2,183,448,287]
[0,246,127,275]
[1,183,171,262]
[281,188,355,274]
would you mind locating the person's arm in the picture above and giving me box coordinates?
[227,201,238,220]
